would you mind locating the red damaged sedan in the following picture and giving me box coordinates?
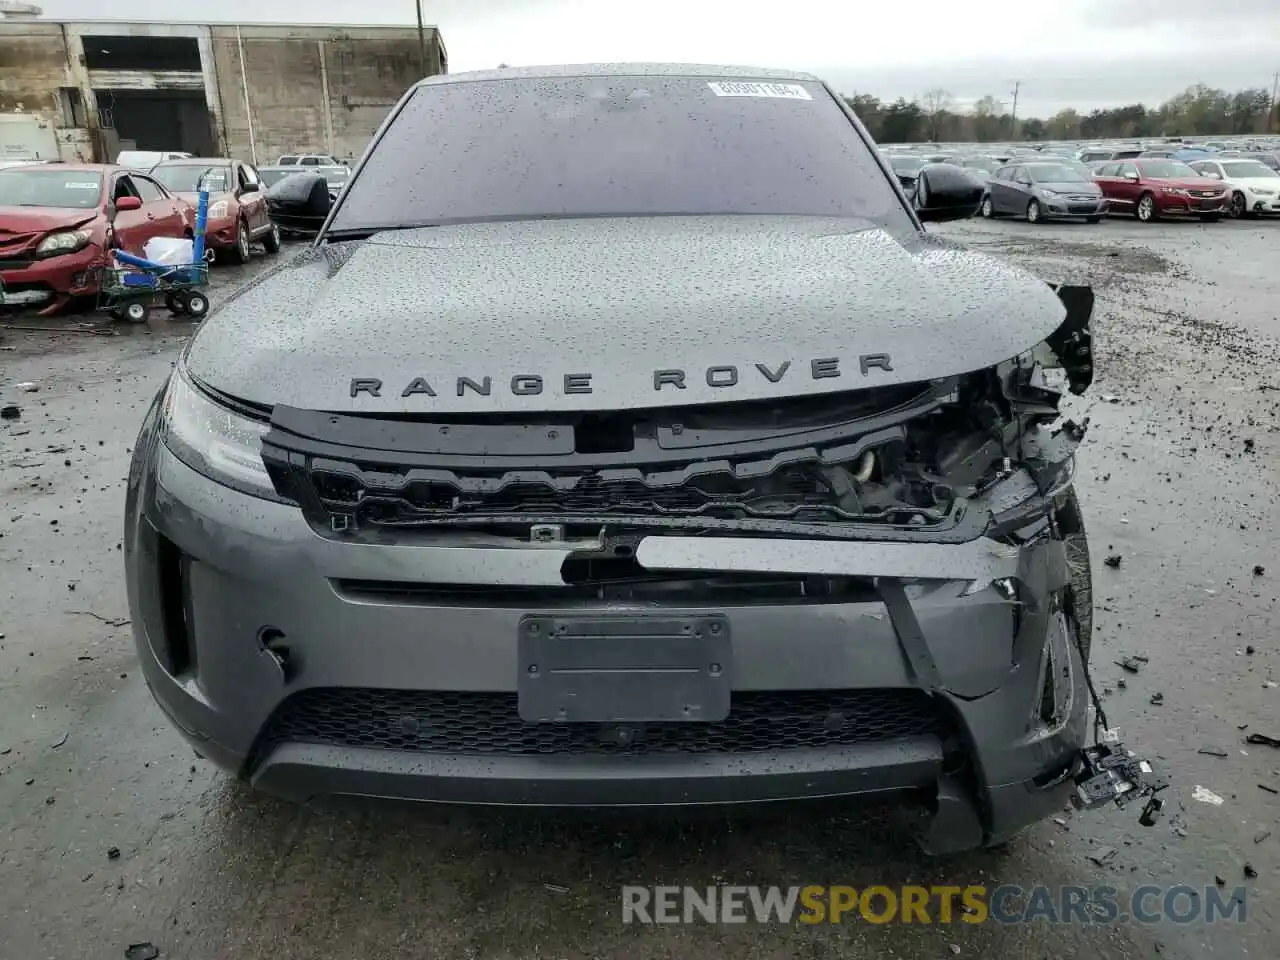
[0,163,193,314]
[1093,158,1228,222]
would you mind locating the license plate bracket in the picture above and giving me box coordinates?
[517,614,730,723]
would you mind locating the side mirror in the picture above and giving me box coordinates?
[913,163,983,223]
[240,182,260,194]
[114,196,143,212]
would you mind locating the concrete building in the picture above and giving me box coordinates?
[0,13,446,164]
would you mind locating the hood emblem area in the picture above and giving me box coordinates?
[349,354,894,399]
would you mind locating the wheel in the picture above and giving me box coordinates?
[1085,216,1101,224]
[165,292,187,316]
[229,218,252,264]
[1026,199,1042,223]
[262,221,281,254]
[1135,192,1157,222]
[124,301,147,323]
[1228,192,1246,218]
[184,291,209,319]
[979,195,994,218]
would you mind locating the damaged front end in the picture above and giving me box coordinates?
[253,281,1166,845]
[262,285,1097,555]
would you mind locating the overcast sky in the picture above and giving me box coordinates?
[34,0,1280,116]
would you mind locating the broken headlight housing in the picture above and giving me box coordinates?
[159,369,283,501]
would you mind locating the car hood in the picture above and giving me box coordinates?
[0,207,98,233]
[184,215,1067,415]
[1230,177,1280,190]
[1037,182,1101,194]
[1146,176,1225,190]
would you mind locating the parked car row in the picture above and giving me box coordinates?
[882,147,1279,225]
[0,156,285,315]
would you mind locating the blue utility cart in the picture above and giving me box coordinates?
[100,191,213,322]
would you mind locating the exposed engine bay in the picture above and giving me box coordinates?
[261,284,1096,550]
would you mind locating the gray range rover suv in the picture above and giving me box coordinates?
[125,64,1106,853]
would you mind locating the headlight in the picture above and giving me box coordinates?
[1250,188,1276,197]
[36,229,90,257]
[207,200,230,219]
[159,370,285,501]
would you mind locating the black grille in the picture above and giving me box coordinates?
[334,465,861,523]
[258,384,968,536]
[256,688,948,757]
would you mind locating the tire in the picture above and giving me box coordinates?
[165,292,187,316]
[1056,490,1093,663]
[124,301,147,323]
[262,221,281,254]
[1228,192,1246,218]
[1026,199,1042,223]
[1085,216,1101,224]
[229,218,252,264]
[184,292,209,319]
[979,195,994,218]
[1135,192,1157,222]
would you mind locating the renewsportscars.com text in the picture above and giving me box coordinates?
[621,884,1247,925]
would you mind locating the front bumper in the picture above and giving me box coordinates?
[203,216,240,249]
[0,244,103,304]
[125,423,1089,851]
[1245,193,1280,214]
[1041,196,1107,218]
[1155,193,1227,215]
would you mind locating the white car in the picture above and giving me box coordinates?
[275,153,342,167]
[116,150,193,171]
[1189,158,1280,217]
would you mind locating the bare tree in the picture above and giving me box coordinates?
[920,88,953,142]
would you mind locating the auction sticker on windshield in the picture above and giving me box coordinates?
[706,81,812,100]
[65,180,100,189]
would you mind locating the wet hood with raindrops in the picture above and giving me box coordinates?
[184,215,1069,414]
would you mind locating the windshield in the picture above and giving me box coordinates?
[152,164,231,193]
[329,75,905,233]
[1138,160,1197,178]
[1027,163,1089,183]
[889,155,925,173]
[1222,160,1277,178]
[0,168,102,208]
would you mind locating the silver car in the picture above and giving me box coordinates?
[981,161,1107,223]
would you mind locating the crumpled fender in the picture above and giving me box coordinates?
[1043,283,1095,395]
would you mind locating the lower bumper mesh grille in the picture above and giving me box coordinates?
[257,688,948,757]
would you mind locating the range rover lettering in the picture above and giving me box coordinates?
[124,64,1159,853]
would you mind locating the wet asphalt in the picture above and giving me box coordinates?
[1,218,1278,959]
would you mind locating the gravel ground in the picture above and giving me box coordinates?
[1,218,1278,959]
